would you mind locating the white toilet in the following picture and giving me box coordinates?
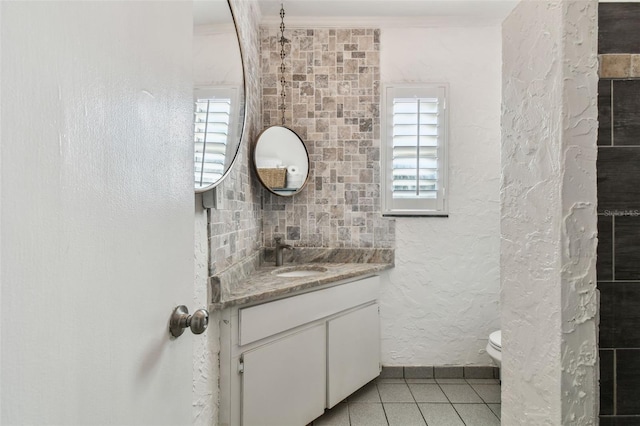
[486,330,502,368]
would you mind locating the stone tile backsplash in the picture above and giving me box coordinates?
[208,0,264,275]
[259,27,394,248]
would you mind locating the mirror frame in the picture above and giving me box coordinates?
[253,125,310,196]
[194,0,248,194]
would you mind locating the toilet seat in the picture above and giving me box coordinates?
[486,330,502,371]
[489,330,501,351]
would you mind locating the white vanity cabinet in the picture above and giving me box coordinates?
[219,275,381,426]
[241,324,326,426]
[327,303,380,407]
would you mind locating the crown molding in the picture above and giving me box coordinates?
[260,15,504,29]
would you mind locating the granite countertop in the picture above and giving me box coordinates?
[210,248,394,309]
[214,262,391,308]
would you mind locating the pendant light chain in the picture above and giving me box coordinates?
[279,4,287,126]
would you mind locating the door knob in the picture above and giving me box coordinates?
[169,305,209,338]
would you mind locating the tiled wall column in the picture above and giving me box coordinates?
[259,27,394,249]
[597,3,640,423]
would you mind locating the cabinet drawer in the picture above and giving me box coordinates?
[239,275,380,346]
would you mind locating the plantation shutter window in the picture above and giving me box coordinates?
[193,87,238,188]
[382,84,448,216]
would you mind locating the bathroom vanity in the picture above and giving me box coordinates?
[217,272,382,426]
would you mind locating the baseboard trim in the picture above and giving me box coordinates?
[380,365,500,380]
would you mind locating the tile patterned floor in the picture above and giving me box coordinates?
[311,378,501,426]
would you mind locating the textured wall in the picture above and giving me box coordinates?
[501,0,598,424]
[259,27,395,249]
[558,2,598,423]
[193,0,264,424]
[378,26,501,366]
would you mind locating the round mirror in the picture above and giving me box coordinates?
[254,126,310,196]
[193,0,246,193]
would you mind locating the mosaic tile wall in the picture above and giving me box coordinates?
[260,27,395,248]
[208,0,264,275]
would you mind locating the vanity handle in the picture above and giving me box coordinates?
[169,305,209,338]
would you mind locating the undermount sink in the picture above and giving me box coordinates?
[273,266,328,278]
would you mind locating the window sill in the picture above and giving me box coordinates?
[383,213,449,218]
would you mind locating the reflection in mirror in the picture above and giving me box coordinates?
[193,0,246,192]
[254,126,310,196]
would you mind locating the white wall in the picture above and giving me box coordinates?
[501,0,598,423]
[194,26,243,87]
[379,25,502,366]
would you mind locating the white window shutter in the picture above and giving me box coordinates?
[382,84,448,216]
[193,87,238,188]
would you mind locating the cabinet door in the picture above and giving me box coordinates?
[241,324,326,426]
[327,303,381,408]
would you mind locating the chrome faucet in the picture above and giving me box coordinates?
[274,237,293,267]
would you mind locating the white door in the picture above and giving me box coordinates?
[1,2,195,425]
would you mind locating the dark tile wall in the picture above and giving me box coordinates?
[617,350,640,415]
[598,6,640,422]
[600,349,614,416]
[599,282,640,348]
[613,80,640,144]
[597,215,613,281]
[597,143,640,211]
[615,217,640,280]
[599,3,640,54]
[601,416,640,426]
[598,79,612,146]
